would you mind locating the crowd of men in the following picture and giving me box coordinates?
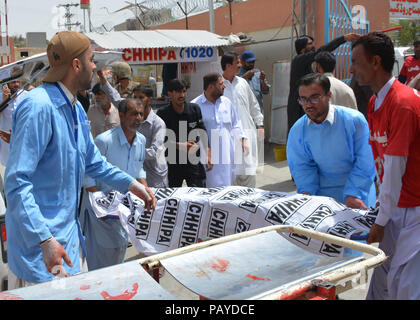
[0,29,419,300]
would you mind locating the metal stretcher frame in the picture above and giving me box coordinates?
[138,225,387,300]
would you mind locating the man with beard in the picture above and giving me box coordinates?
[134,85,168,188]
[81,98,153,270]
[287,33,359,133]
[4,31,154,288]
[87,83,120,138]
[286,73,376,209]
[96,71,169,188]
[191,73,248,187]
[157,79,213,187]
[238,51,270,115]
[222,52,263,188]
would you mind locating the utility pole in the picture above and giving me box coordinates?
[80,0,92,32]
[57,3,81,31]
[209,0,214,33]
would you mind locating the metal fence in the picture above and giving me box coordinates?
[324,0,370,83]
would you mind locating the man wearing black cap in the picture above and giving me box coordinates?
[239,50,271,115]
[287,33,359,134]
[4,30,155,288]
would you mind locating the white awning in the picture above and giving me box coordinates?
[85,29,232,50]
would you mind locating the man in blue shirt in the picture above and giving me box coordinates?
[238,50,270,115]
[286,73,376,209]
[4,31,154,287]
[81,98,152,270]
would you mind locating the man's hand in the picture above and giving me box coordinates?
[242,138,250,156]
[259,71,266,81]
[128,180,155,211]
[345,195,368,210]
[0,129,11,144]
[177,141,199,154]
[40,237,73,277]
[367,223,385,244]
[206,148,213,172]
[97,70,106,85]
[2,85,10,102]
[344,33,360,42]
[145,186,157,211]
[242,69,259,79]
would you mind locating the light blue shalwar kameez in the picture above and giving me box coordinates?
[286,105,376,207]
[4,83,134,283]
[80,126,146,271]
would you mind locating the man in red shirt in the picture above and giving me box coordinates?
[398,39,420,85]
[351,32,420,300]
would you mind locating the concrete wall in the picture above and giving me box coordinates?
[151,0,390,44]
[152,0,293,35]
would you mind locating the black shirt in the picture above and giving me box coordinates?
[77,91,90,113]
[287,36,346,133]
[157,101,208,177]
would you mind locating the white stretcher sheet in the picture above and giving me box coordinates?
[89,186,378,258]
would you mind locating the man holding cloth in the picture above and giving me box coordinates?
[4,31,154,288]
[351,32,420,300]
[287,73,376,209]
[81,98,152,271]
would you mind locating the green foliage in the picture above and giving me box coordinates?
[12,34,26,48]
[390,19,420,46]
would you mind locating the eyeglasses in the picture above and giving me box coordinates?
[297,94,326,105]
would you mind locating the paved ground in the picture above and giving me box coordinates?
[124,142,373,300]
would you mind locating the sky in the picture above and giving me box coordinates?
[4,0,138,39]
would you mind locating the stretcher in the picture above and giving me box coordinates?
[0,225,385,300]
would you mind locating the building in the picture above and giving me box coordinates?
[112,0,391,143]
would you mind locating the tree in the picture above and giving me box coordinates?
[12,34,26,48]
[390,19,420,46]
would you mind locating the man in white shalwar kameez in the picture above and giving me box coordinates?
[221,53,264,188]
[192,73,247,187]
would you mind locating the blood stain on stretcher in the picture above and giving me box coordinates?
[100,282,139,300]
[206,258,230,273]
[0,292,24,300]
[246,274,271,281]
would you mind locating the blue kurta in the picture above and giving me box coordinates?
[286,105,376,207]
[4,83,134,283]
[80,126,147,270]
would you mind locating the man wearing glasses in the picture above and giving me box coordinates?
[286,73,376,209]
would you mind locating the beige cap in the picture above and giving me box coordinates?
[43,31,91,83]
[111,61,132,80]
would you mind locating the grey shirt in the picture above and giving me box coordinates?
[138,109,168,187]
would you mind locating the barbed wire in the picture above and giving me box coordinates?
[133,0,243,20]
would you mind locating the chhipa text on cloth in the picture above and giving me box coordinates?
[88,186,377,258]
